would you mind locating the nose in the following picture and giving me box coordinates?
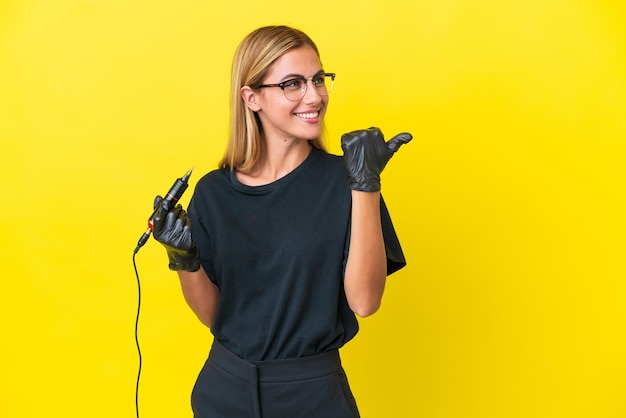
[302,79,323,103]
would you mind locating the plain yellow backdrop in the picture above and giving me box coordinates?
[1,0,625,417]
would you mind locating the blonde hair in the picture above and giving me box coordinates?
[219,26,328,172]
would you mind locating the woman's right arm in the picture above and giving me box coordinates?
[151,196,220,329]
[177,267,220,328]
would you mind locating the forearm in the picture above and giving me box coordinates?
[344,191,387,317]
[177,266,220,328]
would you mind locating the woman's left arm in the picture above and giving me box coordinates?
[340,127,412,317]
[344,190,387,317]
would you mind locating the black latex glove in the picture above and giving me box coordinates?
[341,127,412,192]
[152,195,201,272]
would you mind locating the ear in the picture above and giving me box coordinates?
[241,86,261,112]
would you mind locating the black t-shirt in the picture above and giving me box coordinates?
[187,146,406,361]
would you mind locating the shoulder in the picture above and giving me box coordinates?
[188,168,229,206]
[302,147,350,193]
[193,168,229,192]
[309,147,346,174]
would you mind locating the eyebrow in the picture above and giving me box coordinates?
[279,69,325,82]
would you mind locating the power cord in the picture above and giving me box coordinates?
[132,252,143,418]
[130,167,193,417]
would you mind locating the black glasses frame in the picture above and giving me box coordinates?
[256,72,336,100]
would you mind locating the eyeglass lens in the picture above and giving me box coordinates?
[284,75,334,101]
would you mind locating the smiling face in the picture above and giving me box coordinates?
[242,46,329,143]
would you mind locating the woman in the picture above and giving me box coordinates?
[153,25,411,418]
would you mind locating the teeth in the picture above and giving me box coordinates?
[295,111,318,119]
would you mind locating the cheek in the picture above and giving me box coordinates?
[320,97,330,115]
[258,103,296,127]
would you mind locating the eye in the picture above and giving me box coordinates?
[312,75,325,86]
[282,78,304,91]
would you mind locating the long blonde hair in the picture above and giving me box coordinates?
[219,26,328,172]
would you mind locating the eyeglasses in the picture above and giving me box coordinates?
[257,72,335,101]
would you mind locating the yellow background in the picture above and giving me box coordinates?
[1,0,625,417]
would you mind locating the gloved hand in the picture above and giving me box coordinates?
[152,196,201,272]
[341,127,412,192]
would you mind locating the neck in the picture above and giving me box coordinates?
[238,138,312,185]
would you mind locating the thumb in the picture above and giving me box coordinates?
[153,195,164,210]
[386,132,413,153]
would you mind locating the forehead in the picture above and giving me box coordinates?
[264,46,322,80]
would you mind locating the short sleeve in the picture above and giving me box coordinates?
[187,190,218,284]
[380,196,407,276]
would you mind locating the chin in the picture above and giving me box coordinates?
[300,128,323,141]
